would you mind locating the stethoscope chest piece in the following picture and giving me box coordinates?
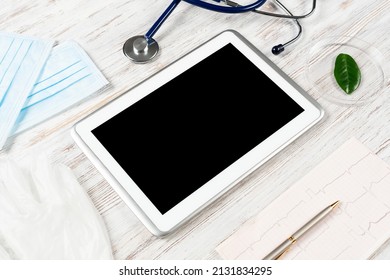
[123,35,159,63]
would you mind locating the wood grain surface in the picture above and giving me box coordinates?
[0,0,389,259]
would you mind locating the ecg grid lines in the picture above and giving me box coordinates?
[216,138,390,260]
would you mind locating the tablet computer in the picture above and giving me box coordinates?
[71,30,324,236]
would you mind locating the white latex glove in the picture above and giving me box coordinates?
[0,242,10,259]
[0,157,113,259]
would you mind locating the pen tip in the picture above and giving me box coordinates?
[330,200,340,209]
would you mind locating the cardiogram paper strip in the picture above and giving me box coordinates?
[216,138,390,260]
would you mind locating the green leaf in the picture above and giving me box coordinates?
[334,53,361,95]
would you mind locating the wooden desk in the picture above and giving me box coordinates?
[1,0,389,259]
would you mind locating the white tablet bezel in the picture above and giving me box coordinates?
[71,30,324,236]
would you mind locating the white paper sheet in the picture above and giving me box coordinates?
[217,138,390,259]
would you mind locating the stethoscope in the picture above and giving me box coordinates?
[123,0,316,63]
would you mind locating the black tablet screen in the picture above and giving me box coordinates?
[92,43,304,214]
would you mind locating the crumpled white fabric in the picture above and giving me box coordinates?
[0,157,113,259]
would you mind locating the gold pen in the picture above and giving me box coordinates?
[263,200,340,260]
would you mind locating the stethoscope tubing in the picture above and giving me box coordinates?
[145,0,267,41]
[185,0,267,13]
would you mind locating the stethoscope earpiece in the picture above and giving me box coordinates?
[123,35,159,63]
[272,44,285,55]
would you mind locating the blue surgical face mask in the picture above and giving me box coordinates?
[11,41,109,136]
[0,32,53,149]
